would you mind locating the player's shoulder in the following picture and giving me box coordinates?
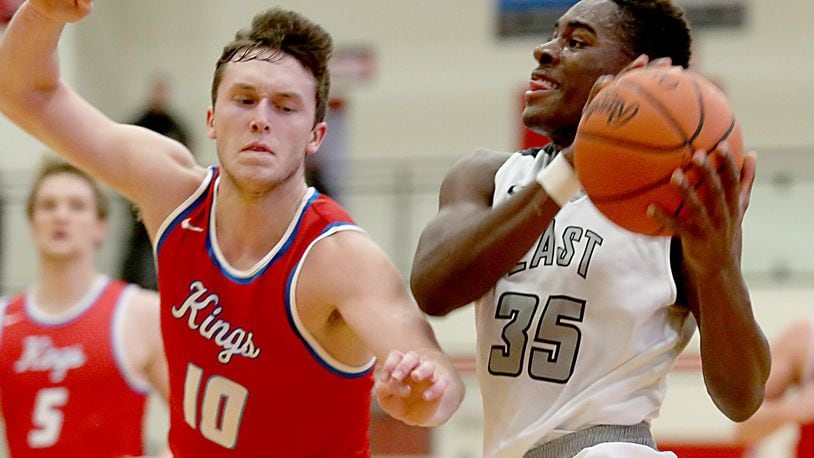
[139,163,210,234]
[306,227,373,260]
[307,191,356,226]
[438,149,509,199]
[457,148,513,174]
[122,285,160,317]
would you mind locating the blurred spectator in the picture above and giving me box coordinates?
[121,76,190,290]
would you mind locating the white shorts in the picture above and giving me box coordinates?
[574,442,677,457]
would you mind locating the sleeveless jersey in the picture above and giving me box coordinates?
[475,147,696,457]
[0,277,149,457]
[797,423,814,458]
[155,167,375,457]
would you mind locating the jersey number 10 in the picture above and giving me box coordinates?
[183,363,249,448]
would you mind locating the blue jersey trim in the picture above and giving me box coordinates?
[156,173,214,254]
[284,223,375,379]
[207,190,321,285]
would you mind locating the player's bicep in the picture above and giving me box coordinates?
[8,82,199,211]
[304,231,437,361]
[415,149,508,256]
[438,149,508,209]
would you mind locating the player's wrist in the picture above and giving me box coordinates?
[536,153,581,207]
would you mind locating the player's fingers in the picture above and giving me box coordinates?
[410,360,436,382]
[620,54,649,74]
[391,351,421,382]
[691,150,727,222]
[586,74,614,104]
[422,374,450,401]
[669,168,708,234]
[377,376,412,397]
[647,203,680,236]
[378,351,404,381]
[713,143,741,215]
[738,152,757,213]
[648,57,673,69]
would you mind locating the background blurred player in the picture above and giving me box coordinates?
[735,317,814,457]
[0,2,464,456]
[410,0,768,456]
[0,159,168,457]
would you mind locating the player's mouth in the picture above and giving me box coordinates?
[241,142,273,154]
[527,73,561,94]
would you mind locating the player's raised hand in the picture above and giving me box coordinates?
[649,144,757,274]
[375,350,464,427]
[27,0,93,23]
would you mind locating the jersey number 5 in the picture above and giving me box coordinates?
[183,363,249,449]
[28,387,68,448]
[488,292,585,383]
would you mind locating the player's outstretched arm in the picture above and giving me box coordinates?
[650,147,770,422]
[410,149,565,315]
[300,230,464,427]
[0,1,201,229]
[374,349,461,427]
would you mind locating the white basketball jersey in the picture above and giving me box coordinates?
[475,147,696,458]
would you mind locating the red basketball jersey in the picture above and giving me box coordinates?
[797,423,814,457]
[0,277,149,457]
[155,167,375,457]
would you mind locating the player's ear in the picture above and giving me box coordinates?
[206,106,216,139]
[305,122,327,156]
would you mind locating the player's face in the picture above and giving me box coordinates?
[522,0,635,146]
[29,174,106,260]
[207,52,327,194]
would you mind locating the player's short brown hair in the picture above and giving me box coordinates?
[26,158,110,221]
[211,8,333,125]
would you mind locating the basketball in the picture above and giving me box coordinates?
[573,66,744,236]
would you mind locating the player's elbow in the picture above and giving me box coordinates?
[410,266,472,317]
[410,275,451,317]
[711,384,765,423]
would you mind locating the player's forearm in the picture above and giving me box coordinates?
[696,268,770,422]
[411,183,559,315]
[0,3,66,109]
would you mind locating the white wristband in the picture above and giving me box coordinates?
[536,153,581,207]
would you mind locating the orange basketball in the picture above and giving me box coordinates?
[573,66,744,236]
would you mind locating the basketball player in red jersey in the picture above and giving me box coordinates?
[735,318,814,457]
[0,2,464,457]
[0,160,168,457]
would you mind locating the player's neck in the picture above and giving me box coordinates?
[547,128,577,152]
[35,255,101,315]
[214,175,309,270]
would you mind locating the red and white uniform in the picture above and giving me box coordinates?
[795,318,814,457]
[0,277,149,458]
[155,167,375,457]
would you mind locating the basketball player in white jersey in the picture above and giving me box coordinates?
[410,0,769,457]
